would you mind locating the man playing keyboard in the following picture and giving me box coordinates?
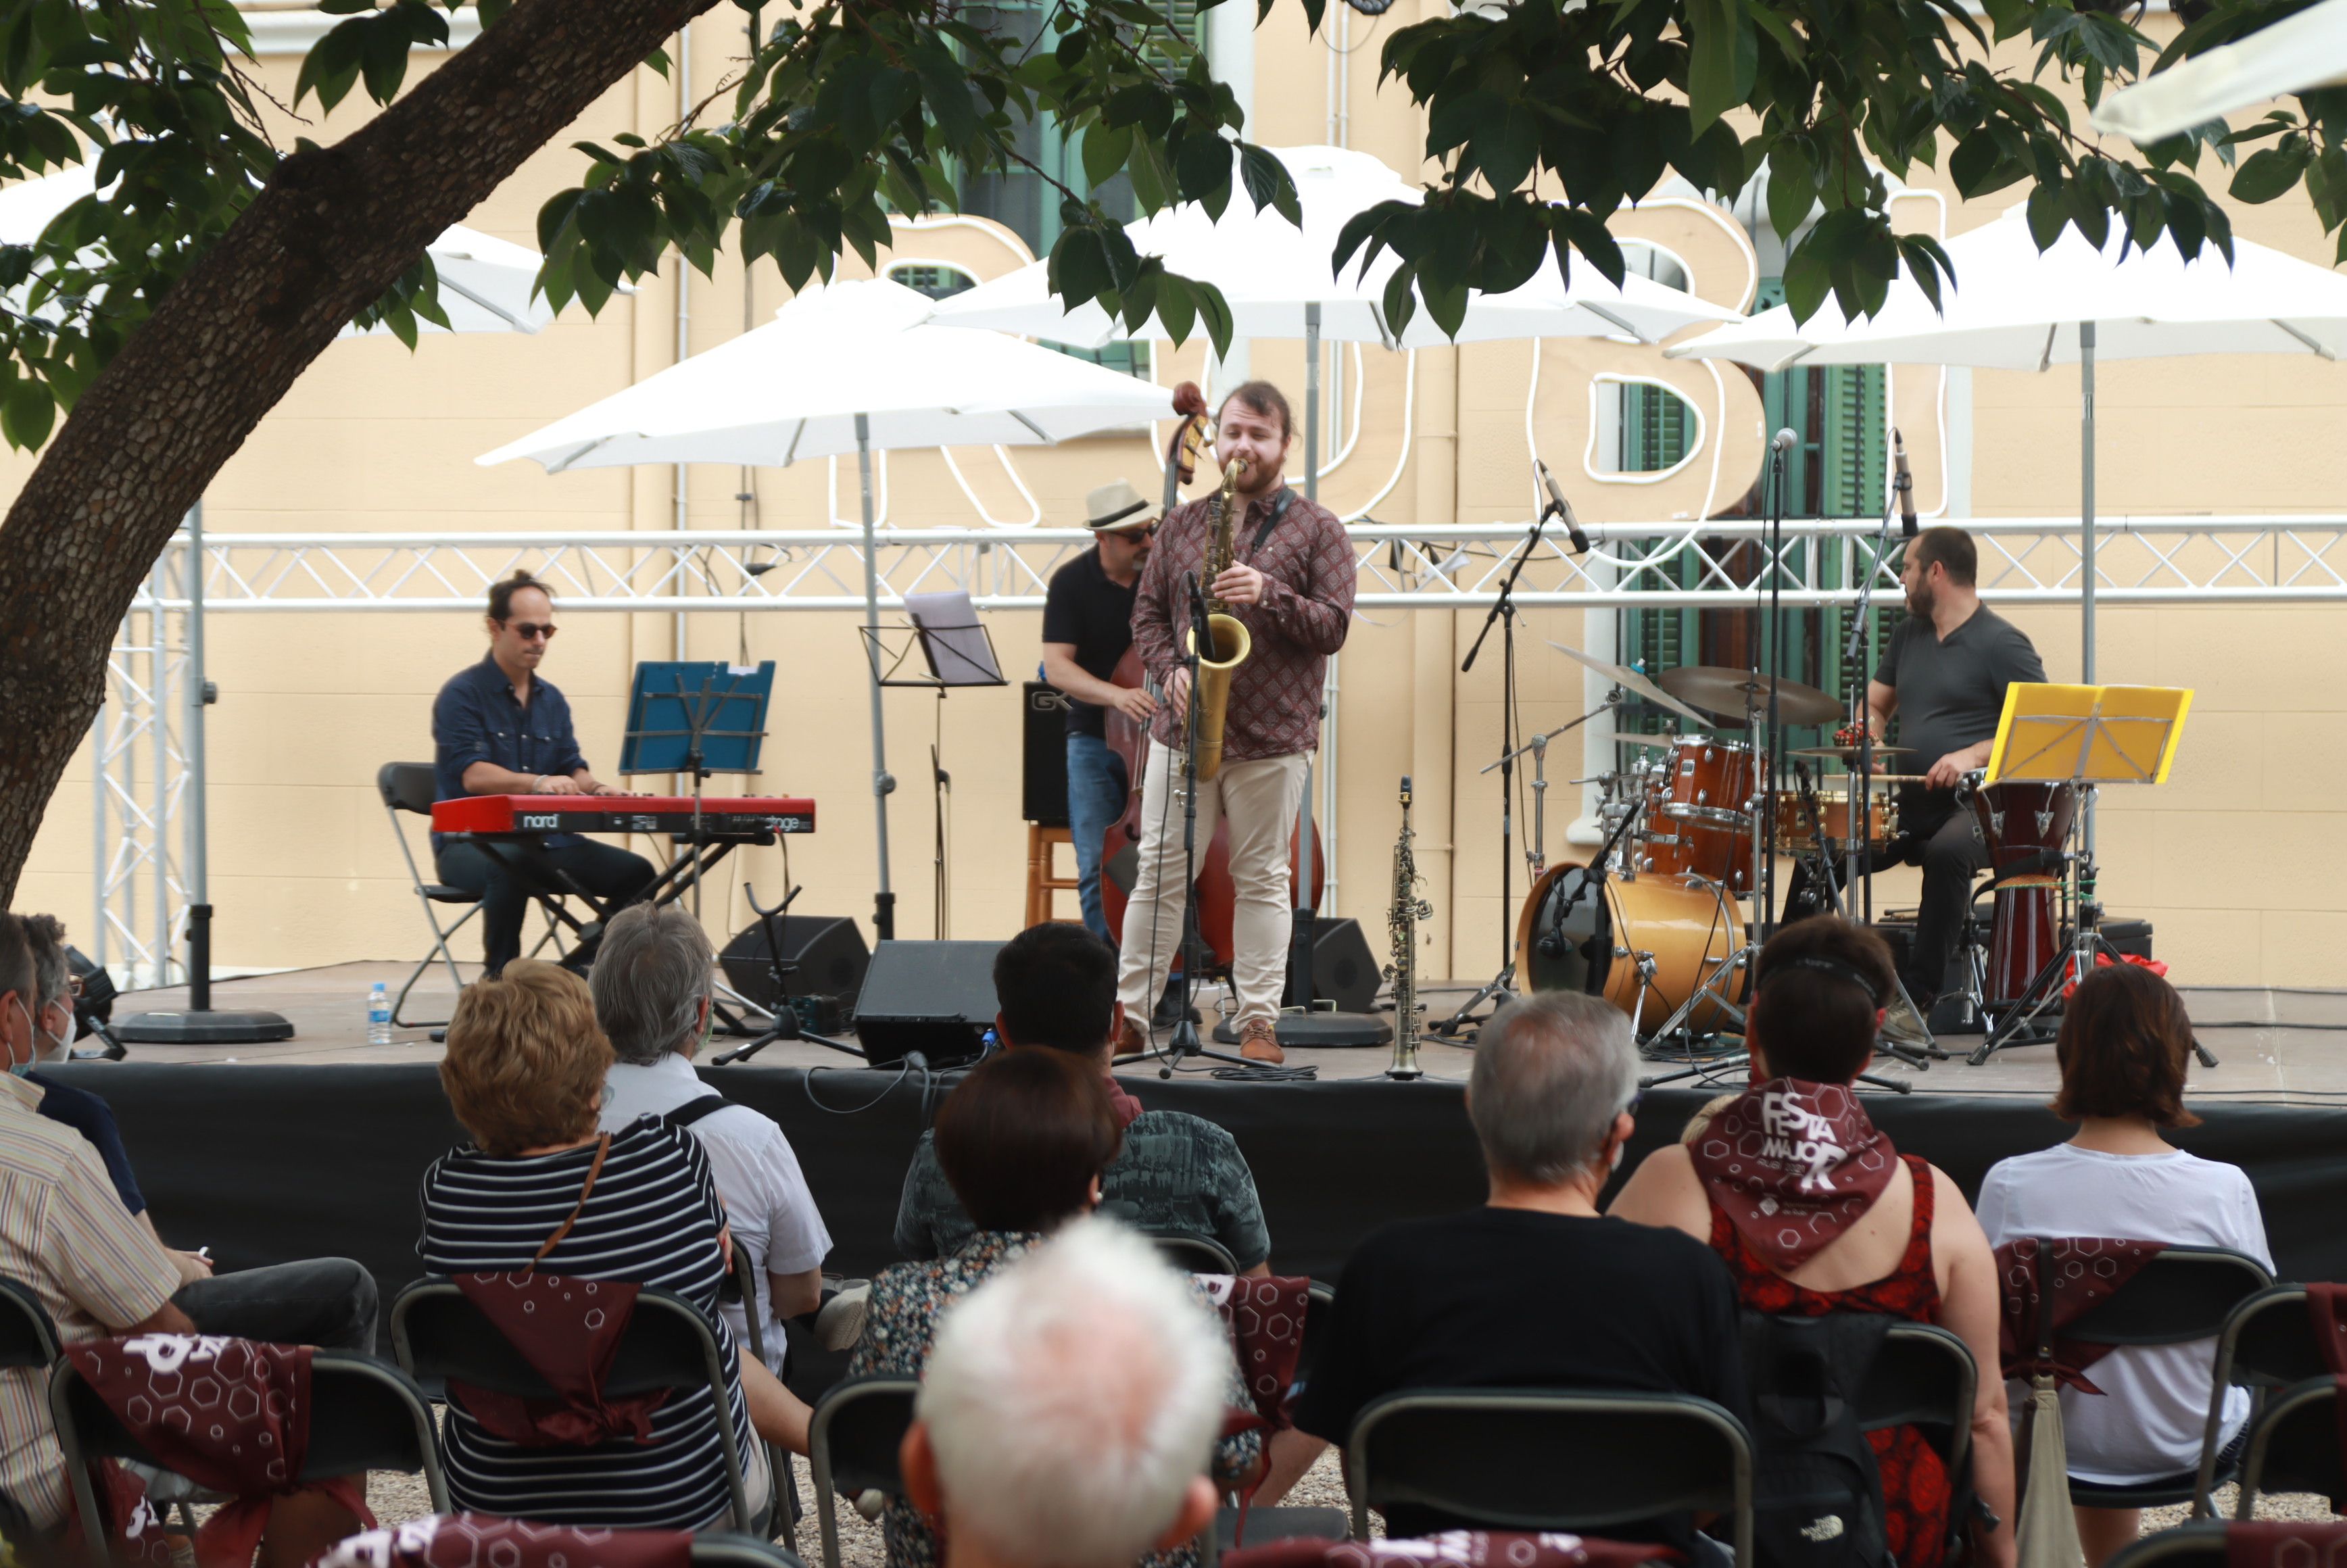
[432,571,654,977]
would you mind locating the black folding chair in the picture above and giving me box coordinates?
[1861,1321,1979,1477]
[2233,1375,2342,1516]
[808,1375,918,1568]
[691,1536,809,1568]
[390,1278,768,1536]
[726,1246,800,1557]
[0,1279,57,1546]
[2106,1520,2232,1568]
[377,762,568,1027]
[1213,1279,1348,1559]
[1345,1390,1755,1567]
[1153,1232,1242,1275]
[2193,1284,2329,1517]
[51,1348,445,1568]
[2019,1243,2273,1512]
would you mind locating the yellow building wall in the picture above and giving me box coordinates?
[11,5,2346,989]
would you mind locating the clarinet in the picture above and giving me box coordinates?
[1384,776,1434,1081]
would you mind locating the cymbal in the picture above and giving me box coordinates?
[1546,641,1712,729]
[1655,665,1844,727]
[1789,744,1914,761]
[1612,734,1680,750]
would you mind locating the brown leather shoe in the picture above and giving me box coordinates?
[1113,1014,1151,1059]
[1238,1016,1285,1064]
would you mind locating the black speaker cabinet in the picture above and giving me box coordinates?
[853,939,1003,1068]
[1023,681,1071,827]
[719,916,872,1014]
[1305,917,1380,1013]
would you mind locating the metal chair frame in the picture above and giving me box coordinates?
[806,1375,919,1568]
[730,1245,798,1557]
[389,1278,765,1538]
[1345,1389,1756,1568]
[2104,1521,2231,1568]
[2192,1284,2325,1518]
[0,1279,57,1547]
[690,1536,809,1568]
[2232,1375,2341,1518]
[1151,1232,1242,1276]
[50,1347,447,1568]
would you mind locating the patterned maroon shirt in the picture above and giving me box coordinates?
[1132,485,1355,761]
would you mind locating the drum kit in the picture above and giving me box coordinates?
[1510,649,1943,1062]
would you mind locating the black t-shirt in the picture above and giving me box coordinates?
[1874,605,2046,820]
[1041,548,1140,738]
[1294,1207,1749,1550]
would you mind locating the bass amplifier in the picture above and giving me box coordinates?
[1023,682,1071,827]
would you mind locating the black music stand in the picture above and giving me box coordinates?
[864,592,1005,937]
[619,661,777,918]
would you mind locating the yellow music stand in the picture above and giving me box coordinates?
[1970,682,2194,1064]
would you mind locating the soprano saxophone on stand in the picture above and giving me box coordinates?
[1187,447,1253,782]
[1384,776,1435,1081]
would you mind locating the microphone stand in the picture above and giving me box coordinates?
[1843,495,1900,929]
[1432,503,1552,1038]
[1157,570,1258,1076]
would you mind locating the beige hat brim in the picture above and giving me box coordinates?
[1086,501,1159,533]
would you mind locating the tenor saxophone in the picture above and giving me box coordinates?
[1384,775,1435,1081]
[1186,446,1253,781]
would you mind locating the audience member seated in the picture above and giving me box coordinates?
[16,913,380,1353]
[902,1217,1228,1568]
[418,959,811,1530]
[0,912,362,1563]
[1256,991,1750,1555]
[590,903,833,1367]
[1974,962,2271,1568]
[1608,916,2016,1568]
[852,1048,1261,1568]
[894,922,1271,1273]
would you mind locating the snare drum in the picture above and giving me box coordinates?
[1514,860,1748,1030]
[1972,781,2077,1004]
[1653,738,1756,891]
[1772,791,1899,847]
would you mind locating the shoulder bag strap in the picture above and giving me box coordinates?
[529,1131,612,1269]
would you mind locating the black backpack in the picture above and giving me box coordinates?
[1740,1310,1897,1568]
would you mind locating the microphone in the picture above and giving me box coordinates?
[1185,570,1210,642]
[1534,459,1591,555]
[1772,427,1798,453]
[1891,427,1918,539]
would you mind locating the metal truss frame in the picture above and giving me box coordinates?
[96,544,191,990]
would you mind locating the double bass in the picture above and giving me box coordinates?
[1096,382,1324,968]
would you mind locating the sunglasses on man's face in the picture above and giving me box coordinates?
[502,622,558,641]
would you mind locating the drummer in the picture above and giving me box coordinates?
[1866,526,2046,1010]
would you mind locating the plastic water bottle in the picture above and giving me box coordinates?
[366,981,392,1045]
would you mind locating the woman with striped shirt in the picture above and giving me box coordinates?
[418,960,810,1531]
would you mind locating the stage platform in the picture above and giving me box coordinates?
[48,961,2347,1336]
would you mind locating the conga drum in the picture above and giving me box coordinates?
[1970,781,2076,1004]
[1515,860,1747,1031]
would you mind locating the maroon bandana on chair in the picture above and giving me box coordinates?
[309,1514,695,1568]
[1994,1237,2166,1393]
[2302,1283,2347,1496]
[449,1272,668,1447]
[2221,1520,2347,1568]
[1199,1273,1311,1434]
[1224,1531,1683,1568]
[66,1333,374,1568]
[1687,1079,1897,1272]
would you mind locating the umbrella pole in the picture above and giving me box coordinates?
[2080,322,2097,864]
[856,413,896,942]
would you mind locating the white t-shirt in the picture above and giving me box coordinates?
[1974,1143,2271,1484]
[601,1053,833,1369]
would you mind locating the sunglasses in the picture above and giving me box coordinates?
[502,622,558,641]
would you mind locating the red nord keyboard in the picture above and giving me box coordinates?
[431,795,817,837]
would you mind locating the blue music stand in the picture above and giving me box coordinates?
[620,661,774,785]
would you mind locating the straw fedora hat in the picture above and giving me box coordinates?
[1084,479,1159,534]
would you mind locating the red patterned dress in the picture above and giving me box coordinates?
[1707,1152,1956,1568]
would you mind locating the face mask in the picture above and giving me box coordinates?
[6,998,37,1077]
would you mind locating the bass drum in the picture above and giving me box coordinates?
[1514,862,1747,1031]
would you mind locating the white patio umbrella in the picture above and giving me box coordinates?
[931,143,1742,504]
[2093,0,2347,143]
[1669,201,2347,848]
[481,276,1178,937]
[0,163,558,333]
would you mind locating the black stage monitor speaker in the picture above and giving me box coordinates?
[854,939,1002,1069]
[1023,682,1071,827]
[1306,917,1380,1014]
[720,916,872,1014]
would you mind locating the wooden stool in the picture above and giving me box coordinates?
[1025,823,1081,927]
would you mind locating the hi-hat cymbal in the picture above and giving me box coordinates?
[1546,641,1712,728]
[1612,734,1680,750]
[1789,743,1914,761]
[1656,665,1844,726]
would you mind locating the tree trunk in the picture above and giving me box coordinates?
[0,0,712,907]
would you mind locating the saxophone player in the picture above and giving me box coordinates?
[1115,381,1357,1064]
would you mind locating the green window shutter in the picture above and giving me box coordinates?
[1820,366,1887,519]
[1620,383,1689,473]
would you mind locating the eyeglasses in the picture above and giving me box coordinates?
[1619,1089,1644,1119]
[63,976,80,1000]
[502,622,558,641]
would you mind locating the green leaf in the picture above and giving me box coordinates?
[2230,141,2309,204]
[1156,274,1197,347]
[1,374,53,449]
[1766,137,1814,250]
[1081,122,1131,190]
[1190,279,1233,358]
[1685,0,1756,136]
[1238,143,1299,227]
[2025,180,2068,251]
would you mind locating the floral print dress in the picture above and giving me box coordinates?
[844,1228,1263,1568]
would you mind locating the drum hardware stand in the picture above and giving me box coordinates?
[710,881,865,1064]
[1432,694,1622,1039]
